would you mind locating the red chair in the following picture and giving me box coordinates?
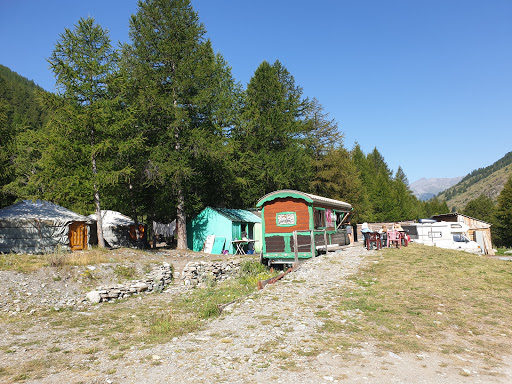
[366,232,381,250]
[387,231,401,248]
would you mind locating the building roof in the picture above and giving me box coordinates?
[88,210,135,227]
[431,212,492,226]
[211,207,261,223]
[0,200,93,225]
[256,189,353,211]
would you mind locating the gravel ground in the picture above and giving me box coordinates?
[3,245,512,383]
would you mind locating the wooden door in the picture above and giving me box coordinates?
[69,222,87,251]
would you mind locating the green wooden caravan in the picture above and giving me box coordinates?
[256,190,353,265]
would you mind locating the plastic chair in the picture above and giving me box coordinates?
[366,232,381,250]
[387,230,401,248]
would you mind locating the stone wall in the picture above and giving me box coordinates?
[86,263,173,303]
[181,260,241,288]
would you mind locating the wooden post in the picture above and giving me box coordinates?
[324,229,328,253]
[310,230,315,256]
[293,230,298,265]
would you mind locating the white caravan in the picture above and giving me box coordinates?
[403,220,482,254]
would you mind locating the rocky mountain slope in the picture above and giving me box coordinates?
[410,177,463,201]
[438,151,512,211]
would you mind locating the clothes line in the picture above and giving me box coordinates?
[153,220,176,237]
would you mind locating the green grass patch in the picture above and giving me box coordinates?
[113,264,137,281]
[330,244,512,358]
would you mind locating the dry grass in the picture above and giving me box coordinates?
[0,258,277,382]
[325,243,512,362]
[0,253,47,272]
[0,248,114,272]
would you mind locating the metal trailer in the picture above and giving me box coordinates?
[256,190,353,266]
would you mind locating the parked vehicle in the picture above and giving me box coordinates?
[402,220,482,254]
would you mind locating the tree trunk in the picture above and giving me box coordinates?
[92,153,105,248]
[176,185,187,249]
[94,187,105,248]
[129,181,141,248]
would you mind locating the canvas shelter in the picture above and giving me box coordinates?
[88,210,137,248]
[187,207,261,254]
[0,200,93,254]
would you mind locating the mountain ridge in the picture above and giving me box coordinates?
[410,176,463,201]
[437,152,512,211]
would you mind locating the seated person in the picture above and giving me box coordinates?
[379,224,388,247]
[393,222,404,231]
[361,222,371,247]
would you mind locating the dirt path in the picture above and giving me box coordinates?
[20,246,512,384]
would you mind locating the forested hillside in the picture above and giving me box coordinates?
[0,65,48,208]
[0,0,449,248]
[438,152,512,211]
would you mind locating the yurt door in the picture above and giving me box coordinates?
[69,222,87,251]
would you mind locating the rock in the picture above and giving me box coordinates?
[131,282,149,292]
[86,290,102,304]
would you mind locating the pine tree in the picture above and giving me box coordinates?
[0,66,48,208]
[494,175,512,247]
[306,98,344,195]
[350,143,375,221]
[233,60,311,206]
[367,148,393,221]
[313,147,370,222]
[0,99,11,207]
[43,17,123,247]
[125,0,238,248]
[390,166,417,221]
[462,194,495,224]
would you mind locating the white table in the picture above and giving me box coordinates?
[231,239,256,255]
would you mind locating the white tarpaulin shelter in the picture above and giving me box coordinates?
[88,210,135,248]
[0,200,93,254]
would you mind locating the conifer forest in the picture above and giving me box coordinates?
[6,0,502,249]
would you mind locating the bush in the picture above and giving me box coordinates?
[239,260,267,276]
[44,245,70,267]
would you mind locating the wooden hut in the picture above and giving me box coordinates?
[187,207,261,254]
[256,190,353,266]
[431,213,494,255]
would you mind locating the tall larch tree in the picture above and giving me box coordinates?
[367,148,393,221]
[306,98,344,195]
[233,60,311,206]
[125,0,237,249]
[44,17,122,247]
[391,166,417,221]
[350,143,374,221]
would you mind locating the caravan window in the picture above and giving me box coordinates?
[428,231,442,238]
[451,224,463,229]
[314,208,326,228]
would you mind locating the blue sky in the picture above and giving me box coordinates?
[1,0,510,184]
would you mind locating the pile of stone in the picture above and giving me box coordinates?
[181,260,241,287]
[86,263,173,304]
